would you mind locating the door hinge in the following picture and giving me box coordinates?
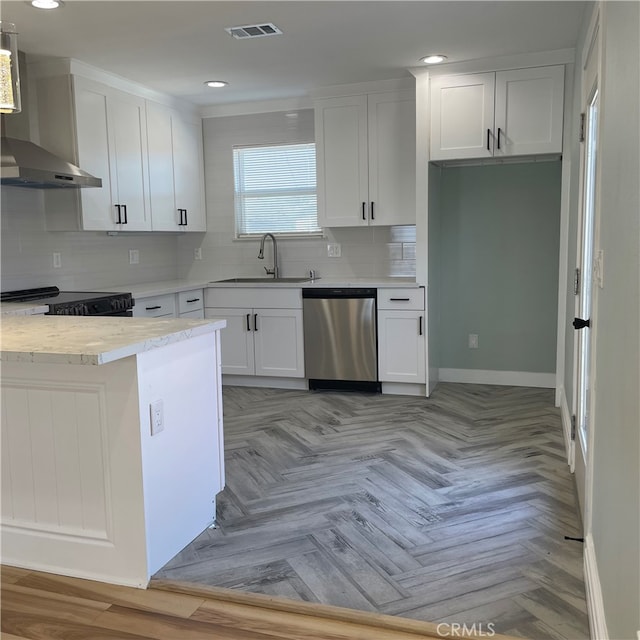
[571,415,576,441]
[579,113,586,142]
[574,268,580,296]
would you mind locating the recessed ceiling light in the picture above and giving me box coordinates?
[31,0,63,9]
[204,80,228,88]
[420,54,447,65]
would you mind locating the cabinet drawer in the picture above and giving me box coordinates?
[134,293,176,318]
[178,289,204,314]
[377,288,424,310]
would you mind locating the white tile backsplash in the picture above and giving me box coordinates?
[1,188,179,291]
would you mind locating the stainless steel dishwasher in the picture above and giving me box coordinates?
[302,288,380,392]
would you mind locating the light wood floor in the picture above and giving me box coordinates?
[1,565,519,639]
[155,384,590,640]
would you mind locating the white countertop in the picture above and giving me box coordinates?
[207,277,421,289]
[102,277,421,298]
[1,315,226,366]
[100,280,211,299]
[1,302,50,316]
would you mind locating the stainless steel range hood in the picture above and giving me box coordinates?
[1,136,102,189]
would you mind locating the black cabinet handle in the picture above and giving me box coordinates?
[115,204,122,224]
[122,204,128,224]
[362,202,366,221]
[497,127,502,150]
[390,297,411,302]
[573,317,591,329]
[178,209,187,225]
[145,305,162,310]
[487,129,491,151]
[186,298,200,303]
[371,201,375,220]
[253,313,258,331]
[246,313,251,331]
[419,315,423,336]
[183,209,188,226]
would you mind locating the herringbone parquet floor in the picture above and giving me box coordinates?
[154,383,590,640]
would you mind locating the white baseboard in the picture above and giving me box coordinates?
[584,534,609,640]
[558,384,574,470]
[222,375,308,390]
[381,382,427,397]
[438,368,556,388]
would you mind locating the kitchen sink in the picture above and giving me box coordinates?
[211,277,314,284]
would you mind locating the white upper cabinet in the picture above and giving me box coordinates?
[38,74,152,231]
[430,65,565,161]
[147,102,206,232]
[315,90,415,227]
[494,66,565,157]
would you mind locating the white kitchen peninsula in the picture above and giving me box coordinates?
[0,315,226,587]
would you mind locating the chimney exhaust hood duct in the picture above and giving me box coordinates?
[1,136,102,188]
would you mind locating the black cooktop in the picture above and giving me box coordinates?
[1,286,134,315]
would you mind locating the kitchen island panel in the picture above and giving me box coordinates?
[1,356,148,587]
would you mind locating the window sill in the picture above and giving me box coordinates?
[234,232,325,241]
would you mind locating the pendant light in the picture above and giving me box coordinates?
[0,22,21,114]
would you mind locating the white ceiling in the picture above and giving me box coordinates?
[1,1,586,106]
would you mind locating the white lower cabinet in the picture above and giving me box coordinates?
[205,288,304,378]
[377,288,426,384]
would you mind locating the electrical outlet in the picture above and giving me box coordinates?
[327,243,341,258]
[194,247,202,260]
[52,252,62,268]
[468,333,479,349]
[149,399,164,436]
[129,249,139,265]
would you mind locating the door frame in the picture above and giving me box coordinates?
[571,6,601,533]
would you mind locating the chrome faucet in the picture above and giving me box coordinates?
[257,233,279,278]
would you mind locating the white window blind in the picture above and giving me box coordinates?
[233,142,320,236]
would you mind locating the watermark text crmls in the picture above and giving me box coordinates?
[436,622,496,637]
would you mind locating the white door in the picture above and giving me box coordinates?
[109,90,151,231]
[494,65,565,156]
[367,91,415,226]
[573,26,600,525]
[146,102,179,231]
[74,78,117,230]
[210,308,255,375]
[315,95,369,227]
[173,115,206,231]
[253,308,305,378]
[430,72,495,160]
[378,310,425,383]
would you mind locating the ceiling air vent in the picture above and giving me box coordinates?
[225,23,283,39]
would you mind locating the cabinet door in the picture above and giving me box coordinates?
[73,77,118,230]
[430,72,495,161]
[315,95,369,227]
[253,308,305,378]
[109,90,151,231]
[367,91,416,226]
[208,308,255,375]
[378,310,425,383]
[494,65,565,156]
[147,102,180,231]
[172,114,207,232]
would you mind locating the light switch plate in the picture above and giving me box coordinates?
[53,253,62,269]
[194,248,202,260]
[129,249,140,265]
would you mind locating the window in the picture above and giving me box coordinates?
[233,142,320,237]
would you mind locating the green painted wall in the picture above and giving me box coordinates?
[437,161,562,373]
